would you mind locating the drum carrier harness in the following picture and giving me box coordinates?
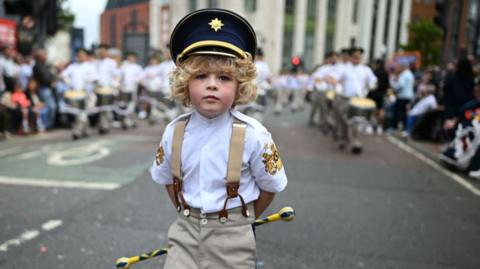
[170,115,250,223]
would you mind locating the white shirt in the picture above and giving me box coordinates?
[408,94,438,116]
[96,57,118,87]
[143,64,162,92]
[340,63,377,98]
[150,110,288,213]
[61,61,97,92]
[391,69,415,100]
[157,60,176,94]
[120,61,144,92]
[254,60,272,86]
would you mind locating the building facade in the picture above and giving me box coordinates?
[100,0,150,50]
[168,0,412,72]
[100,0,414,70]
[439,0,480,64]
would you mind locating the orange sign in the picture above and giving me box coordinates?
[0,18,16,48]
[393,51,421,69]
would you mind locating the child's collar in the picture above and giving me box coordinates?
[193,109,231,125]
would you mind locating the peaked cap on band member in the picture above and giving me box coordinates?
[169,8,257,65]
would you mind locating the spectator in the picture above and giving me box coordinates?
[25,78,46,132]
[405,84,438,136]
[0,46,19,91]
[33,49,56,129]
[443,57,475,131]
[390,61,415,131]
[11,81,31,134]
[18,54,33,90]
[368,59,390,133]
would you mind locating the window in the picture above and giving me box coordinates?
[245,0,256,13]
[131,9,138,31]
[352,0,359,23]
[383,0,391,44]
[395,0,403,51]
[282,0,296,68]
[110,14,116,46]
[189,0,197,12]
[303,0,317,69]
[325,0,336,54]
[208,0,218,8]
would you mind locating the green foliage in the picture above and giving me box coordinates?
[58,0,75,31]
[400,19,443,67]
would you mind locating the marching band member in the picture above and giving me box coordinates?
[334,47,377,153]
[310,51,341,132]
[118,51,144,128]
[95,44,118,89]
[94,44,118,133]
[60,48,98,139]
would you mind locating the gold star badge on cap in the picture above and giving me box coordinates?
[209,18,224,32]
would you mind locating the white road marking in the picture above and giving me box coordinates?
[0,146,22,158]
[0,176,120,190]
[41,220,63,231]
[387,135,480,196]
[0,230,39,252]
[0,219,63,252]
[16,150,43,160]
[47,141,111,166]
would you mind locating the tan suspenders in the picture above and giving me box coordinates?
[170,116,249,222]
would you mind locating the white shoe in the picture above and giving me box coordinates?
[365,125,374,135]
[138,110,147,119]
[376,126,383,135]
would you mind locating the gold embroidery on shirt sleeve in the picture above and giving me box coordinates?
[155,145,165,165]
[262,143,283,175]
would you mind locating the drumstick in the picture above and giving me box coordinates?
[253,206,295,227]
[115,206,295,269]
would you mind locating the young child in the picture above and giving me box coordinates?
[11,81,31,134]
[150,9,288,269]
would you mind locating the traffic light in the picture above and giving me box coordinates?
[433,1,445,32]
[3,0,32,15]
[291,56,302,66]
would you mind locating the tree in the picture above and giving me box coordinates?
[58,0,75,31]
[401,19,443,67]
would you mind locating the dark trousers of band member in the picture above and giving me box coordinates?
[309,91,329,128]
[332,95,360,145]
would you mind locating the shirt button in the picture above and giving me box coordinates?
[200,218,208,225]
[200,213,207,218]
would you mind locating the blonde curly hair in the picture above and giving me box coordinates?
[170,54,257,107]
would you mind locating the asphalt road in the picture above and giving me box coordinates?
[0,107,479,269]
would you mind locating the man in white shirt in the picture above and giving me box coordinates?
[390,61,415,131]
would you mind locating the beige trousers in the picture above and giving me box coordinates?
[163,203,256,269]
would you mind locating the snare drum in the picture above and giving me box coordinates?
[95,87,115,106]
[64,90,87,109]
[348,97,376,119]
[326,90,336,101]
